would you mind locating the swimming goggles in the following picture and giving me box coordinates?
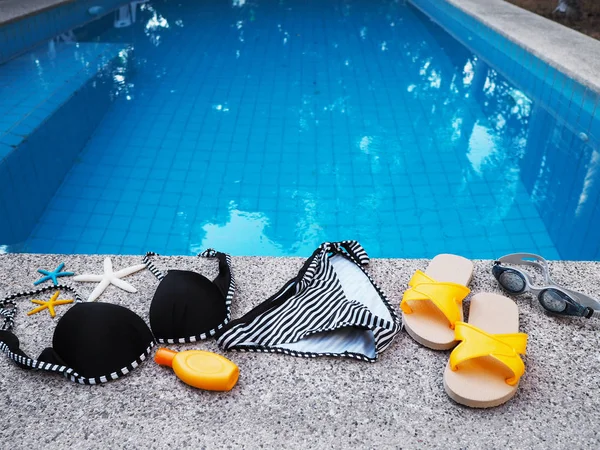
[492,253,600,319]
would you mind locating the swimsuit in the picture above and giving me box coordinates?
[217,241,400,361]
[0,250,234,384]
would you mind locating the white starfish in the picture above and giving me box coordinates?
[73,257,147,302]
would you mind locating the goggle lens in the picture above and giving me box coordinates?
[497,269,526,294]
[538,288,569,313]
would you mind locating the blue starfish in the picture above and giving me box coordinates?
[33,263,75,286]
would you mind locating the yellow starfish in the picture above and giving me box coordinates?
[27,291,74,318]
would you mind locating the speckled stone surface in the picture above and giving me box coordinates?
[1,253,600,449]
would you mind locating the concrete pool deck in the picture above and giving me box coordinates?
[1,253,599,448]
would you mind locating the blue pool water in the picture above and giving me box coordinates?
[1,0,599,258]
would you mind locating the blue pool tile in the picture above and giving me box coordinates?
[149,218,174,235]
[25,238,55,254]
[124,230,147,248]
[102,229,128,246]
[147,234,171,250]
[113,202,138,217]
[96,244,123,255]
[0,133,22,148]
[74,242,100,254]
[120,245,145,256]
[79,227,107,243]
[88,214,113,228]
[52,239,78,254]
[135,205,157,219]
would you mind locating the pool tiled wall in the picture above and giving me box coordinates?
[0,43,127,249]
[0,43,126,151]
[411,0,600,259]
[0,0,129,64]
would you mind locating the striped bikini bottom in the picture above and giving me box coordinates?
[217,241,401,361]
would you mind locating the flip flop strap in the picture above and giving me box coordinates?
[400,270,470,328]
[407,270,436,287]
[449,322,528,386]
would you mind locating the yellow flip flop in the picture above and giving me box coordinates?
[400,254,473,350]
[443,293,528,408]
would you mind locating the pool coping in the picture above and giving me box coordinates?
[410,0,600,94]
[1,252,599,448]
[0,0,72,25]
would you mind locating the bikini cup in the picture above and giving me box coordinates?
[0,286,153,384]
[0,250,235,384]
[145,250,234,343]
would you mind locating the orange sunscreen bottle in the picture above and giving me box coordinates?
[154,348,239,391]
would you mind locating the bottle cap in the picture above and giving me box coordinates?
[154,348,177,367]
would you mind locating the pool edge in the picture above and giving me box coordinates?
[0,0,131,64]
[0,0,73,26]
[409,0,600,94]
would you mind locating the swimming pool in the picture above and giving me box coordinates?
[1,0,599,259]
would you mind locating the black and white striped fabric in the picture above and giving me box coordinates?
[217,241,400,362]
[143,249,236,344]
[0,337,154,385]
[0,284,155,385]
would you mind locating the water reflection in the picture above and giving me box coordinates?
[188,202,323,256]
[193,206,284,256]
[140,3,169,46]
[522,106,600,259]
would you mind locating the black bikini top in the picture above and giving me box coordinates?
[0,250,234,385]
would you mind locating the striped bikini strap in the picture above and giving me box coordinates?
[143,249,235,301]
[326,240,370,266]
[0,284,84,331]
[145,250,217,279]
[143,249,232,278]
[143,252,166,280]
[202,250,236,313]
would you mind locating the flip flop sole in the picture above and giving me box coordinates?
[402,254,473,349]
[443,293,522,408]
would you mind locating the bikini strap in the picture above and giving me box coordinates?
[0,284,84,331]
[327,240,370,266]
[199,249,235,313]
[143,252,166,280]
